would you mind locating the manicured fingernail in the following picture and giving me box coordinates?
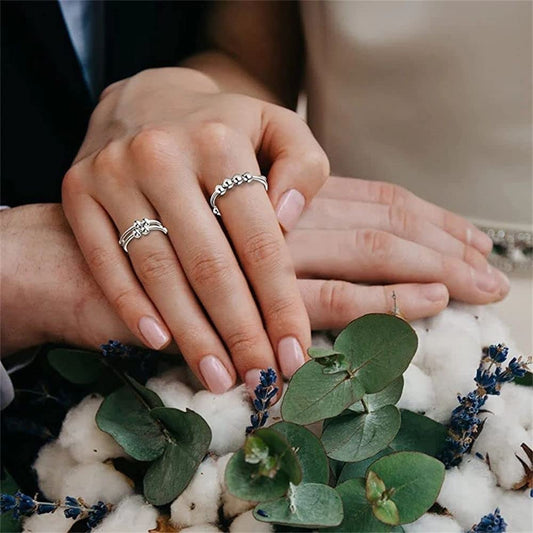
[422,283,448,302]
[199,355,233,394]
[138,316,170,350]
[276,189,305,232]
[278,336,305,378]
[471,268,500,293]
[245,368,262,397]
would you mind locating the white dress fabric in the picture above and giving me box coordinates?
[301,0,532,352]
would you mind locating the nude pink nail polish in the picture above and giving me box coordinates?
[276,189,305,232]
[199,355,233,394]
[138,316,170,350]
[278,336,305,378]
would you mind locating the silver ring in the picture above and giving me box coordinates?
[209,172,268,216]
[118,218,168,253]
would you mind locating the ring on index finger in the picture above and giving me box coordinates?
[209,172,268,216]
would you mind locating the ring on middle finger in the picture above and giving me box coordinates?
[209,172,268,216]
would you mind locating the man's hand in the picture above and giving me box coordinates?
[1,204,138,356]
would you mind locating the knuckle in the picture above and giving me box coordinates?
[85,245,115,271]
[112,286,144,316]
[224,327,263,356]
[387,205,410,236]
[137,250,177,284]
[129,128,175,165]
[188,253,230,287]
[62,163,85,197]
[92,141,124,176]
[242,231,281,268]
[193,121,235,154]
[300,147,330,181]
[376,181,407,207]
[319,280,354,317]
[356,229,391,261]
[264,295,300,324]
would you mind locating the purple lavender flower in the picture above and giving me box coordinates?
[246,368,279,434]
[488,344,509,363]
[469,507,507,532]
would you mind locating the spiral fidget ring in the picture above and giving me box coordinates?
[118,218,168,252]
[209,172,268,216]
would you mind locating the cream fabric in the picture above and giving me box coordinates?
[301,0,532,352]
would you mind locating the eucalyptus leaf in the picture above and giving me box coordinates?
[143,407,211,505]
[245,435,270,464]
[390,410,447,458]
[327,478,391,533]
[96,386,166,461]
[308,347,345,359]
[366,470,386,502]
[48,348,104,384]
[125,375,164,409]
[281,360,365,425]
[271,421,329,484]
[253,483,343,528]
[337,448,393,485]
[349,377,404,414]
[373,499,400,526]
[322,405,401,462]
[334,314,417,393]
[369,452,445,524]
[225,428,302,502]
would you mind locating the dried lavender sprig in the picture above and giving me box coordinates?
[0,492,110,528]
[441,344,530,468]
[246,368,279,434]
[468,507,507,532]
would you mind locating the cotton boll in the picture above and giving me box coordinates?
[475,305,515,353]
[217,454,255,519]
[438,457,498,529]
[190,385,252,455]
[145,375,193,410]
[499,383,533,430]
[180,525,221,532]
[33,441,77,501]
[92,495,158,533]
[496,488,533,533]
[471,415,530,489]
[170,457,221,528]
[397,364,435,414]
[59,462,133,505]
[404,513,462,532]
[311,332,334,349]
[230,510,273,533]
[57,394,127,463]
[23,510,77,533]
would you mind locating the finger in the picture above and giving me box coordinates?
[288,228,509,304]
[299,279,449,329]
[62,192,172,351]
[99,190,237,394]
[298,197,489,270]
[135,151,281,391]
[258,104,330,232]
[320,177,493,255]
[197,138,311,379]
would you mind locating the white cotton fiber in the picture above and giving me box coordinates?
[499,383,533,430]
[145,375,194,410]
[471,414,530,489]
[229,510,273,532]
[397,364,435,414]
[216,453,255,519]
[92,495,158,533]
[33,441,77,501]
[190,385,252,455]
[180,525,221,532]
[57,394,127,463]
[59,462,133,505]
[170,457,221,528]
[403,512,462,532]
[496,488,533,533]
[438,457,499,529]
[23,510,77,533]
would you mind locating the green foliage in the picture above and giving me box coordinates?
[336,448,393,485]
[368,452,445,524]
[224,429,302,502]
[96,378,211,505]
[253,483,343,528]
[349,377,404,414]
[271,422,329,484]
[47,348,104,384]
[143,408,211,505]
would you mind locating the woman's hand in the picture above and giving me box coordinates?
[62,67,329,394]
[288,177,509,328]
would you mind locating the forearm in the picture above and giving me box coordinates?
[182,1,304,108]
